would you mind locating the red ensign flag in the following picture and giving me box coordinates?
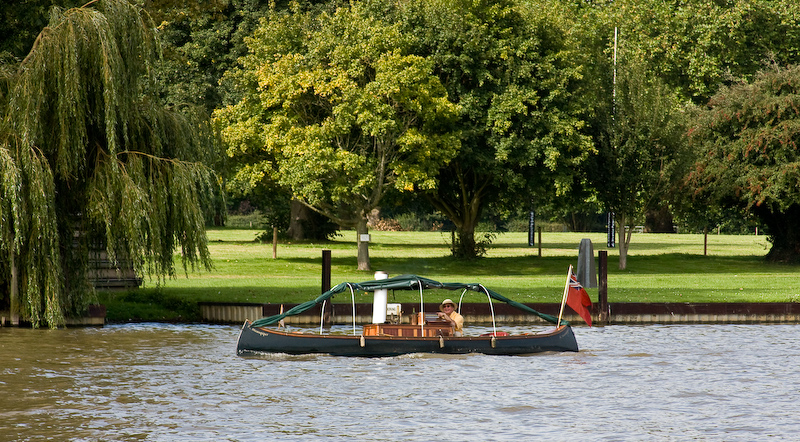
[567,270,593,326]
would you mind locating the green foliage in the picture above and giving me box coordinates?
[589,56,691,268]
[603,0,800,104]
[144,0,275,113]
[389,0,593,258]
[0,0,222,327]
[594,59,691,220]
[215,0,461,268]
[689,64,800,261]
[0,0,84,60]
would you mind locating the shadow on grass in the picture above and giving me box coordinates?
[492,239,768,254]
[605,253,792,274]
[285,255,577,277]
[274,253,791,277]
[106,249,798,322]
[103,281,793,317]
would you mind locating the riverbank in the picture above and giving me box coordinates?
[4,300,799,327]
[105,229,798,306]
[198,301,800,326]
[8,229,796,326]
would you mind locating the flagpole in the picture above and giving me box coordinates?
[557,265,572,327]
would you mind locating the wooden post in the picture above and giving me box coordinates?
[537,226,542,257]
[703,227,708,256]
[272,226,278,259]
[598,250,609,324]
[321,249,332,327]
[322,249,331,293]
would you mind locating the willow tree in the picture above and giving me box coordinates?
[0,0,221,327]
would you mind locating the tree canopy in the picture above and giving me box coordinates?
[689,64,800,261]
[215,1,460,269]
[600,0,800,104]
[592,58,690,269]
[567,0,800,267]
[387,0,593,258]
[0,0,222,327]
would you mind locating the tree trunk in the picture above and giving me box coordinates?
[756,204,800,263]
[453,224,478,259]
[356,217,371,271]
[287,199,308,241]
[450,200,481,259]
[644,206,674,233]
[425,167,488,259]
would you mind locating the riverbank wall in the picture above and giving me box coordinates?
[0,305,106,327]
[4,302,798,327]
[198,301,800,326]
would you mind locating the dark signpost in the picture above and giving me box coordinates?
[607,212,616,248]
[528,210,535,247]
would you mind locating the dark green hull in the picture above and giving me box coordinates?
[236,322,579,357]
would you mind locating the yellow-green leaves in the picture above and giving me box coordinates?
[217,2,460,225]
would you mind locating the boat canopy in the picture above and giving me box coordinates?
[250,274,562,327]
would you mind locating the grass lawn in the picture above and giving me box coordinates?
[98,228,800,321]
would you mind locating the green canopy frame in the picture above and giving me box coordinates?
[250,274,563,328]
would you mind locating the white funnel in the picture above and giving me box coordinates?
[372,271,389,324]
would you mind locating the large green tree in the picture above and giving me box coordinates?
[573,0,800,268]
[602,0,800,105]
[689,64,800,262]
[215,2,460,270]
[394,0,593,258]
[143,0,275,113]
[0,0,221,327]
[591,58,690,269]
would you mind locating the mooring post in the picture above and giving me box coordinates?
[598,250,609,324]
[321,249,332,327]
[322,249,331,293]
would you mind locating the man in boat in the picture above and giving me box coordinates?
[437,299,464,337]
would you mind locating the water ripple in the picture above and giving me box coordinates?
[2,323,799,440]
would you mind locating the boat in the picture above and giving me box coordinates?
[236,274,584,357]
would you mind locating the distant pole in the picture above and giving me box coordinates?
[598,251,609,324]
[703,227,708,256]
[321,249,331,293]
[613,27,618,119]
[272,226,278,259]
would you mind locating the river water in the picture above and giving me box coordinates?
[1,323,798,441]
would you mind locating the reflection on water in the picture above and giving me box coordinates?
[2,323,799,440]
